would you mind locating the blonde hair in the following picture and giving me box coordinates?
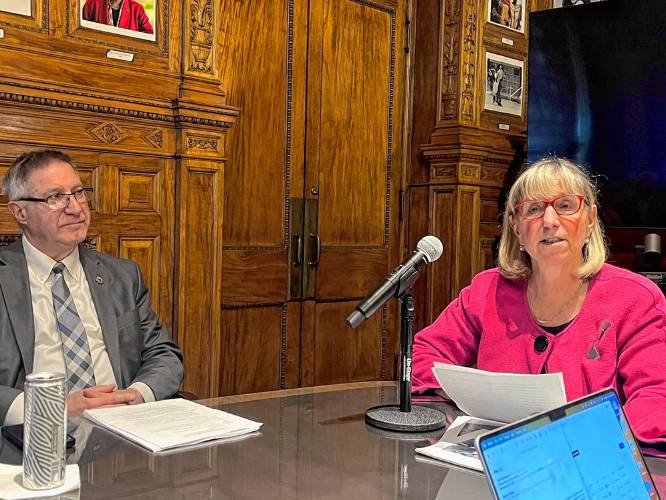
[497,157,607,280]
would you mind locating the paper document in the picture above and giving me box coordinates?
[416,415,502,472]
[431,362,566,423]
[415,363,567,471]
[84,399,262,452]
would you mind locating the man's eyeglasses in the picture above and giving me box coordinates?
[19,187,94,210]
[515,194,586,220]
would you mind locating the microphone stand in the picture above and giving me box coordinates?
[365,290,446,432]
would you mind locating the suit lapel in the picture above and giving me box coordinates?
[0,240,36,375]
[79,247,122,386]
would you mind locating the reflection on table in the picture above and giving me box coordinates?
[0,382,663,499]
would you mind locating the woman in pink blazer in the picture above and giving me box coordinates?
[413,157,666,447]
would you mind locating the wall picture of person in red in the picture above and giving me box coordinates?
[82,0,154,34]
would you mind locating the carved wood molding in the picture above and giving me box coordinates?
[279,305,287,389]
[421,151,513,165]
[284,0,295,248]
[87,122,130,145]
[0,92,235,129]
[0,234,97,249]
[440,0,461,121]
[384,6,397,247]
[186,135,218,151]
[380,307,388,380]
[142,129,164,149]
[423,152,511,187]
[188,0,215,74]
[460,0,479,124]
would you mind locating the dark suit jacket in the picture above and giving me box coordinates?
[0,240,183,422]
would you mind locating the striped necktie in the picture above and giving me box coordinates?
[51,263,96,392]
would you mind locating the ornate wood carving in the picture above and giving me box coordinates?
[187,135,219,151]
[188,0,215,74]
[460,0,479,123]
[441,0,461,120]
[0,235,20,247]
[143,129,164,149]
[87,122,130,145]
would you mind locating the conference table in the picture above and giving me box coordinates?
[1,382,665,499]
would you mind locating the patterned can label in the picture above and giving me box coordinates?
[23,372,67,490]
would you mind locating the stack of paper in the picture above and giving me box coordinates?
[84,399,262,452]
[416,363,567,471]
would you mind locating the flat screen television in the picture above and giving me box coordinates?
[527,0,666,231]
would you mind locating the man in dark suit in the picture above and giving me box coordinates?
[0,150,183,425]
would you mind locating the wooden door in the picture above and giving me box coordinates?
[220,0,405,395]
[301,0,404,385]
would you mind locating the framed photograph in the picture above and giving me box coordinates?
[1,0,31,16]
[80,0,156,42]
[488,0,525,33]
[484,52,524,116]
[554,0,605,7]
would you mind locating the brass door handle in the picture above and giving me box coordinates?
[292,234,303,267]
[308,233,321,266]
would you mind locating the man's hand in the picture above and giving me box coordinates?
[122,388,145,405]
[67,384,142,417]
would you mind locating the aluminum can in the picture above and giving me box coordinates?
[23,372,67,490]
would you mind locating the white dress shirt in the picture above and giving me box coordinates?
[3,237,154,425]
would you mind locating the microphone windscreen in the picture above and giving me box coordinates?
[417,236,443,263]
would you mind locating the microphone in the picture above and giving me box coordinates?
[346,236,443,328]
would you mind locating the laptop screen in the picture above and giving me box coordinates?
[477,389,659,500]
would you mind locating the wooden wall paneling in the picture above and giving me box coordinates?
[313,302,385,384]
[452,184,480,294]
[408,0,442,186]
[405,186,431,332]
[0,0,237,402]
[299,300,317,387]
[218,0,306,395]
[175,154,224,398]
[405,0,527,320]
[429,187,455,320]
[220,306,285,395]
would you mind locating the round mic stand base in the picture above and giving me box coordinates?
[365,404,446,432]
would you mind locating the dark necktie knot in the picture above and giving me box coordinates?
[52,263,65,275]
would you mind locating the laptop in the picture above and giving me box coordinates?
[476,388,660,500]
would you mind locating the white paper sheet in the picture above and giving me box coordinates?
[432,363,567,423]
[84,399,262,452]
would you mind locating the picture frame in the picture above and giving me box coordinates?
[1,0,31,16]
[484,52,524,117]
[79,0,156,42]
[487,0,525,33]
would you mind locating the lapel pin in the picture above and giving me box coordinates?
[96,275,104,284]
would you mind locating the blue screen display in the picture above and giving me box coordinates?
[479,392,656,500]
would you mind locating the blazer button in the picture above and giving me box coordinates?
[534,335,549,353]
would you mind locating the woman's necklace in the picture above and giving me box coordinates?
[527,279,586,326]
